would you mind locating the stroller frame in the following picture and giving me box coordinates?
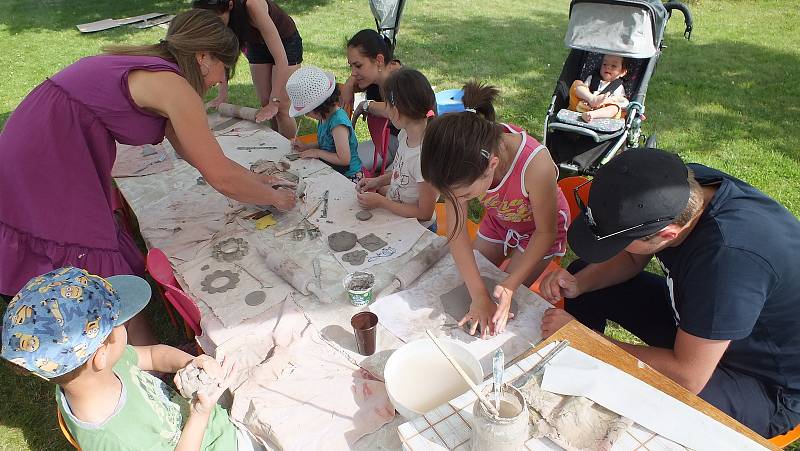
[544,0,693,176]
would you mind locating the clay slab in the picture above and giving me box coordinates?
[357,233,388,252]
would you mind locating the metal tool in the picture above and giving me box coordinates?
[312,257,322,290]
[320,190,329,218]
[492,348,505,410]
[132,152,167,174]
[511,339,570,389]
[237,146,277,150]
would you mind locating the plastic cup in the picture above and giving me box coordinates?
[343,272,375,307]
[351,311,378,356]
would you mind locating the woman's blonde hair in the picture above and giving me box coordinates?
[103,9,239,95]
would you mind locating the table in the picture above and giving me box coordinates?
[115,116,773,450]
[517,320,777,450]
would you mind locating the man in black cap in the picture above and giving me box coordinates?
[538,149,800,438]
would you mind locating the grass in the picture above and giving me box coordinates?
[0,0,798,449]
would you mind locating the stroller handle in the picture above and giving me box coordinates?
[664,1,693,40]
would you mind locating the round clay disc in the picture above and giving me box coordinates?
[245,291,266,306]
[356,210,373,221]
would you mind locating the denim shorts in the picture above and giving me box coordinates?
[244,31,303,66]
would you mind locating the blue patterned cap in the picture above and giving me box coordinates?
[1,267,150,380]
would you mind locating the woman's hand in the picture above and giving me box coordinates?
[256,102,279,122]
[269,186,297,211]
[255,173,297,189]
[356,191,385,209]
[491,282,517,334]
[457,296,498,339]
[351,100,370,124]
[174,355,236,417]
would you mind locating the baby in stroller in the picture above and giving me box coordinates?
[569,54,629,122]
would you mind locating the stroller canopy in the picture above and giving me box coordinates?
[564,0,668,58]
[370,0,407,46]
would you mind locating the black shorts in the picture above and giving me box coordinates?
[244,31,303,66]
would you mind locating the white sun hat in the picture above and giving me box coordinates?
[286,66,337,117]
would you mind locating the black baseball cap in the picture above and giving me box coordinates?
[567,149,690,263]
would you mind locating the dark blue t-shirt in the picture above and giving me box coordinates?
[656,164,800,392]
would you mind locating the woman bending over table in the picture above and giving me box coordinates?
[0,10,296,343]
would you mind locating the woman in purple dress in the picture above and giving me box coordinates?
[0,10,296,343]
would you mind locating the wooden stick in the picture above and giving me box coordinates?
[274,198,323,237]
[425,330,499,417]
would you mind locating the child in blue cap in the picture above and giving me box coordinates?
[1,267,258,450]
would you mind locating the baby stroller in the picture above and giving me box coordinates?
[369,0,408,49]
[544,0,693,176]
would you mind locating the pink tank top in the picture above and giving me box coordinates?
[480,124,567,229]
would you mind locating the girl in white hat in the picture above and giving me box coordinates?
[288,66,363,181]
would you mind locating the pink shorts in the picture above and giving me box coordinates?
[477,208,569,258]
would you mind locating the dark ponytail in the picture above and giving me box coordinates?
[381,68,436,120]
[462,80,499,122]
[421,80,503,239]
[347,29,394,63]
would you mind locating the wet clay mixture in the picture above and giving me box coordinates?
[342,250,368,266]
[440,276,520,321]
[357,233,387,252]
[328,231,357,252]
[356,210,373,221]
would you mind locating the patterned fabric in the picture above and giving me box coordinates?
[1,267,126,379]
[57,346,238,451]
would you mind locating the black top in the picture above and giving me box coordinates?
[365,84,400,136]
[656,164,800,392]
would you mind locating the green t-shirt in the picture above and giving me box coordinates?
[56,345,237,451]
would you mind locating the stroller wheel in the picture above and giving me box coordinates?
[645,134,657,149]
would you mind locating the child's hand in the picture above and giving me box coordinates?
[590,93,608,108]
[298,149,319,160]
[356,191,384,209]
[357,177,379,193]
[176,356,237,417]
[457,296,497,339]
[291,139,307,153]
[491,282,517,335]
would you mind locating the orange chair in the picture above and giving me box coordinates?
[146,249,202,338]
[434,201,480,240]
[558,175,592,222]
[57,409,81,450]
[770,423,800,448]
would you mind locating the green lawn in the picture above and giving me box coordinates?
[1,0,798,449]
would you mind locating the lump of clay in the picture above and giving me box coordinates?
[356,210,373,221]
[328,231,357,252]
[357,233,387,252]
[176,362,219,399]
[342,250,367,266]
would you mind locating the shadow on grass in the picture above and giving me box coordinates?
[1,0,331,34]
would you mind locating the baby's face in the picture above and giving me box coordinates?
[601,55,626,81]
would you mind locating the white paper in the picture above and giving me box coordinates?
[541,347,767,451]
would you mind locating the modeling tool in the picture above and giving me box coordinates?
[132,153,167,174]
[320,190,329,218]
[493,348,505,410]
[425,330,499,416]
[238,146,277,150]
[312,257,322,290]
[274,197,323,237]
[511,339,570,389]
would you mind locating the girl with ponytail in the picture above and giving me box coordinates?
[420,81,570,339]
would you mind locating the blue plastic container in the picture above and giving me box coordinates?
[435,89,465,115]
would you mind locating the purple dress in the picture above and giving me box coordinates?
[0,55,181,295]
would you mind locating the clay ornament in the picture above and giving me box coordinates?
[358,233,388,252]
[342,250,368,266]
[328,231,357,252]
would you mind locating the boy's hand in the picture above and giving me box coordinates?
[176,356,237,417]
